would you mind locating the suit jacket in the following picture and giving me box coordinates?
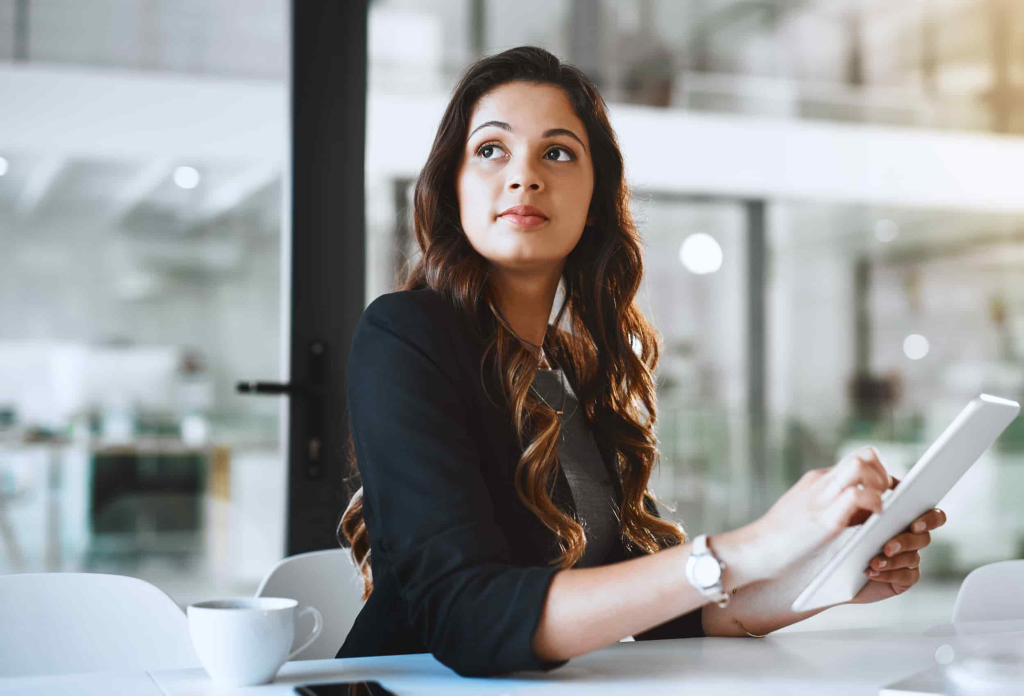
[336,288,704,677]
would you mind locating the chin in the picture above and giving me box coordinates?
[490,257,560,273]
[487,243,569,270]
[489,234,579,265]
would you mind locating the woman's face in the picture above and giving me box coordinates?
[455,81,595,274]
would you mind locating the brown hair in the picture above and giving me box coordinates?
[339,46,685,600]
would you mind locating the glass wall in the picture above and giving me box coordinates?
[0,0,288,608]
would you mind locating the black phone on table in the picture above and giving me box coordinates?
[294,682,398,696]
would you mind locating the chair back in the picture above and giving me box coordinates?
[255,548,365,660]
[952,559,1024,622]
[0,572,200,677]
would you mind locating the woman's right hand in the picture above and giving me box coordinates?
[751,446,897,579]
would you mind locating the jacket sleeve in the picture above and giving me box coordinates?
[346,294,567,677]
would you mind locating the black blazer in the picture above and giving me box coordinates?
[336,288,704,677]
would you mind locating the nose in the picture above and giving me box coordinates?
[506,159,545,193]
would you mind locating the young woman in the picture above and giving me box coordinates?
[336,46,946,678]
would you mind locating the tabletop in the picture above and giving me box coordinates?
[3,620,1023,696]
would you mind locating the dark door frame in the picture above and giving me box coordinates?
[285,0,368,555]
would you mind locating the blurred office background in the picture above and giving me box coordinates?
[1,0,1023,633]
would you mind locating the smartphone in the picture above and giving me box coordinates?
[294,682,398,696]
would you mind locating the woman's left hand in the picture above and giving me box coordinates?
[847,507,948,605]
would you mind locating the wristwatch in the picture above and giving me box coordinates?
[685,534,729,608]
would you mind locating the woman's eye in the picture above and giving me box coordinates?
[477,143,507,160]
[545,146,574,162]
[476,143,575,161]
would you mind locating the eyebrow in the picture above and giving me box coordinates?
[467,120,587,152]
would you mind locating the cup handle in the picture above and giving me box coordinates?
[287,606,323,661]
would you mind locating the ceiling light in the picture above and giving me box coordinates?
[0,156,8,176]
[174,165,201,190]
[679,233,723,275]
[903,334,930,360]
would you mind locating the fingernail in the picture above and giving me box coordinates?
[869,570,879,577]
[878,560,887,568]
[913,522,925,532]
[888,542,901,555]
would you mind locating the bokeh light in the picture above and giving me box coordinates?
[173,165,201,190]
[874,219,899,243]
[679,233,724,275]
[903,333,930,360]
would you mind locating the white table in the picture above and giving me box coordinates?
[3,621,1022,696]
[0,670,166,696]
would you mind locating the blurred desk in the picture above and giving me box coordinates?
[0,439,67,570]
[0,436,285,591]
[158,622,973,695]
[0,437,211,567]
[89,439,208,554]
[3,622,1021,694]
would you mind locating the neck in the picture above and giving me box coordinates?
[490,263,564,353]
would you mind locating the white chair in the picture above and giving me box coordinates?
[0,572,201,677]
[951,560,1024,623]
[255,548,365,660]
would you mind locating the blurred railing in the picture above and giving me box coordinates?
[671,70,989,133]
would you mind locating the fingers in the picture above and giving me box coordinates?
[909,508,947,533]
[883,530,931,557]
[818,447,890,502]
[825,486,883,531]
[864,565,921,588]
[870,508,943,567]
[851,446,892,490]
[868,550,921,573]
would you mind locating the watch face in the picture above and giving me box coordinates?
[693,555,722,587]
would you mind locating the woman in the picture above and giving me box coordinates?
[337,46,946,678]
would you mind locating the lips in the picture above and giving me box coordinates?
[498,205,549,229]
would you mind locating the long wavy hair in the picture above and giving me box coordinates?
[339,46,685,600]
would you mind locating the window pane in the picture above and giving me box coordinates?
[0,0,288,610]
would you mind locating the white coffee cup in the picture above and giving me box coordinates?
[187,597,323,686]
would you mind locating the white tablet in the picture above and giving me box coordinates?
[791,394,1020,613]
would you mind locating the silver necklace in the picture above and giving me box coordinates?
[509,324,573,418]
[532,348,570,416]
